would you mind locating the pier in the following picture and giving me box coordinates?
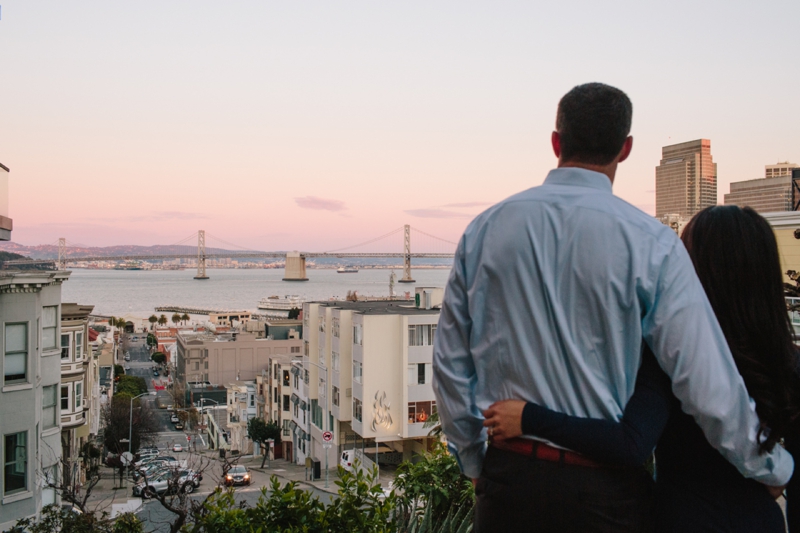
[154,306,252,316]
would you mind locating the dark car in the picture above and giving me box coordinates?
[224,465,251,486]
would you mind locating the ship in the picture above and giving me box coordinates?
[113,261,144,271]
[337,266,358,274]
[257,295,305,318]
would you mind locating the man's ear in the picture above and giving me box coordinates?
[551,131,561,159]
[617,136,633,163]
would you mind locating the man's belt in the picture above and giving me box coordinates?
[491,437,610,469]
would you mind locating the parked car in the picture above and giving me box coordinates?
[134,456,181,476]
[124,354,130,361]
[138,447,159,456]
[153,370,159,377]
[170,415,180,423]
[132,469,201,498]
[172,443,183,452]
[224,465,251,486]
[175,423,184,430]
[339,450,355,472]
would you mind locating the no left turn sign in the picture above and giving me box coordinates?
[322,431,333,442]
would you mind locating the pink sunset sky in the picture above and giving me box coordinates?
[1,1,798,251]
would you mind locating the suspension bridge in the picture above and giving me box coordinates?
[3,225,457,283]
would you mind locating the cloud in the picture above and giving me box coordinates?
[148,211,210,221]
[644,189,655,194]
[294,196,347,212]
[441,202,492,208]
[404,208,474,219]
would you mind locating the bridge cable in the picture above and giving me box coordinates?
[323,227,404,254]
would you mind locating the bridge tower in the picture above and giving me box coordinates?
[194,230,209,280]
[399,224,415,283]
[58,238,66,270]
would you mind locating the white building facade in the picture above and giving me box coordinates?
[0,271,70,531]
[295,289,442,474]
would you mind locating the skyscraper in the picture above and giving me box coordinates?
[655,139,717,218]
[723,162,798,213]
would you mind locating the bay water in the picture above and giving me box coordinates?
[60,268,452,318]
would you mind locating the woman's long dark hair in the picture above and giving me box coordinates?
[682,205,800,452]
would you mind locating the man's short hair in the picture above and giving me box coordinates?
[556,83,633,166]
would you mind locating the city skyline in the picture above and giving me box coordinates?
[1,1,799,249]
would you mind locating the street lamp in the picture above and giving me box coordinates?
[305,360,330,488]
[129,391,157,453]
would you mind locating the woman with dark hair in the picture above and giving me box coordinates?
[484,205,800,531]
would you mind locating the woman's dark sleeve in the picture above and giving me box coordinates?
[521,350,672,467]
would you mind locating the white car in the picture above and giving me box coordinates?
[339,450,355,472]
[170,415,180,424]
[132,469,201,498]
[172,443,183,452]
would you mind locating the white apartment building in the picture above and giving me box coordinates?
[256,356,295,461]
[0,271,70,531]
[293,288,442,473]
[226,382,257,454]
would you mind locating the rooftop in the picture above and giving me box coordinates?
[314,299,440,315]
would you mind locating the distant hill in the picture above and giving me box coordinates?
[0,250,53,271]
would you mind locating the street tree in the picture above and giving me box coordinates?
[101,393,159,457]
[147,332,158,349]
[172,313,181,326]
[116,375,148,396]
[158,314,168,327]
[116,317,128,332]
[288,307,301,319]
[151,351,167,365]
[149,314,158,330]
[246,418,282,468]
[181,313,190,324]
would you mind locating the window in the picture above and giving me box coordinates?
[274,388,278,403]
[418,363,426,385]
[353,398,362,422]
[75,332,83,359]
[250,395,255,407]
[311,399,323,429]
[304,369,309,385]
[283,370,290,387]
[290,346,301,354]
[408,325,437,346]
[332,386,340,407]
[332,318,340,338]
[75,381,83,411]
[61,386,70,411]
[283,394,289,411]
[274,364,279,380]
[353,361,363,383]
[319,317,325,332]
[43,385,58,429]
[4,432,27,494]
[353,324,363,346]
[304,342,309,356]
[408,401,436,424]
[204,361,208,370]
[42,306,57,350]
[194,361,200,371]
[5,323,28,383]
[60,332,71,360]
[332,352,340,371]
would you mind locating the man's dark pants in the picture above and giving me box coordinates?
[474,446,653,532]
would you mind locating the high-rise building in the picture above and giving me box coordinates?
[765,162,798,179]
[723,162,799,213]
[655,139,717,218]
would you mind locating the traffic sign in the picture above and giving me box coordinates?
[322,431,333,442]
[186,435,191,442]
[121,452,134,466]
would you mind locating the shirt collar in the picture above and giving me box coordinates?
[543,167,613,193]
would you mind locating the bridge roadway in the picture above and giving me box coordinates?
[4,252,454,265]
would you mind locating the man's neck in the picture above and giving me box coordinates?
[557,160,617,185]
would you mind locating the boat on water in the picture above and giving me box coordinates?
[114,261,144,271]
[257,295,305,317]
[337,267,358,274]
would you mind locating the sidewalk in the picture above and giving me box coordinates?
[238,454,397,495]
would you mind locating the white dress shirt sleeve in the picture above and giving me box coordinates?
[643,241,793,486]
